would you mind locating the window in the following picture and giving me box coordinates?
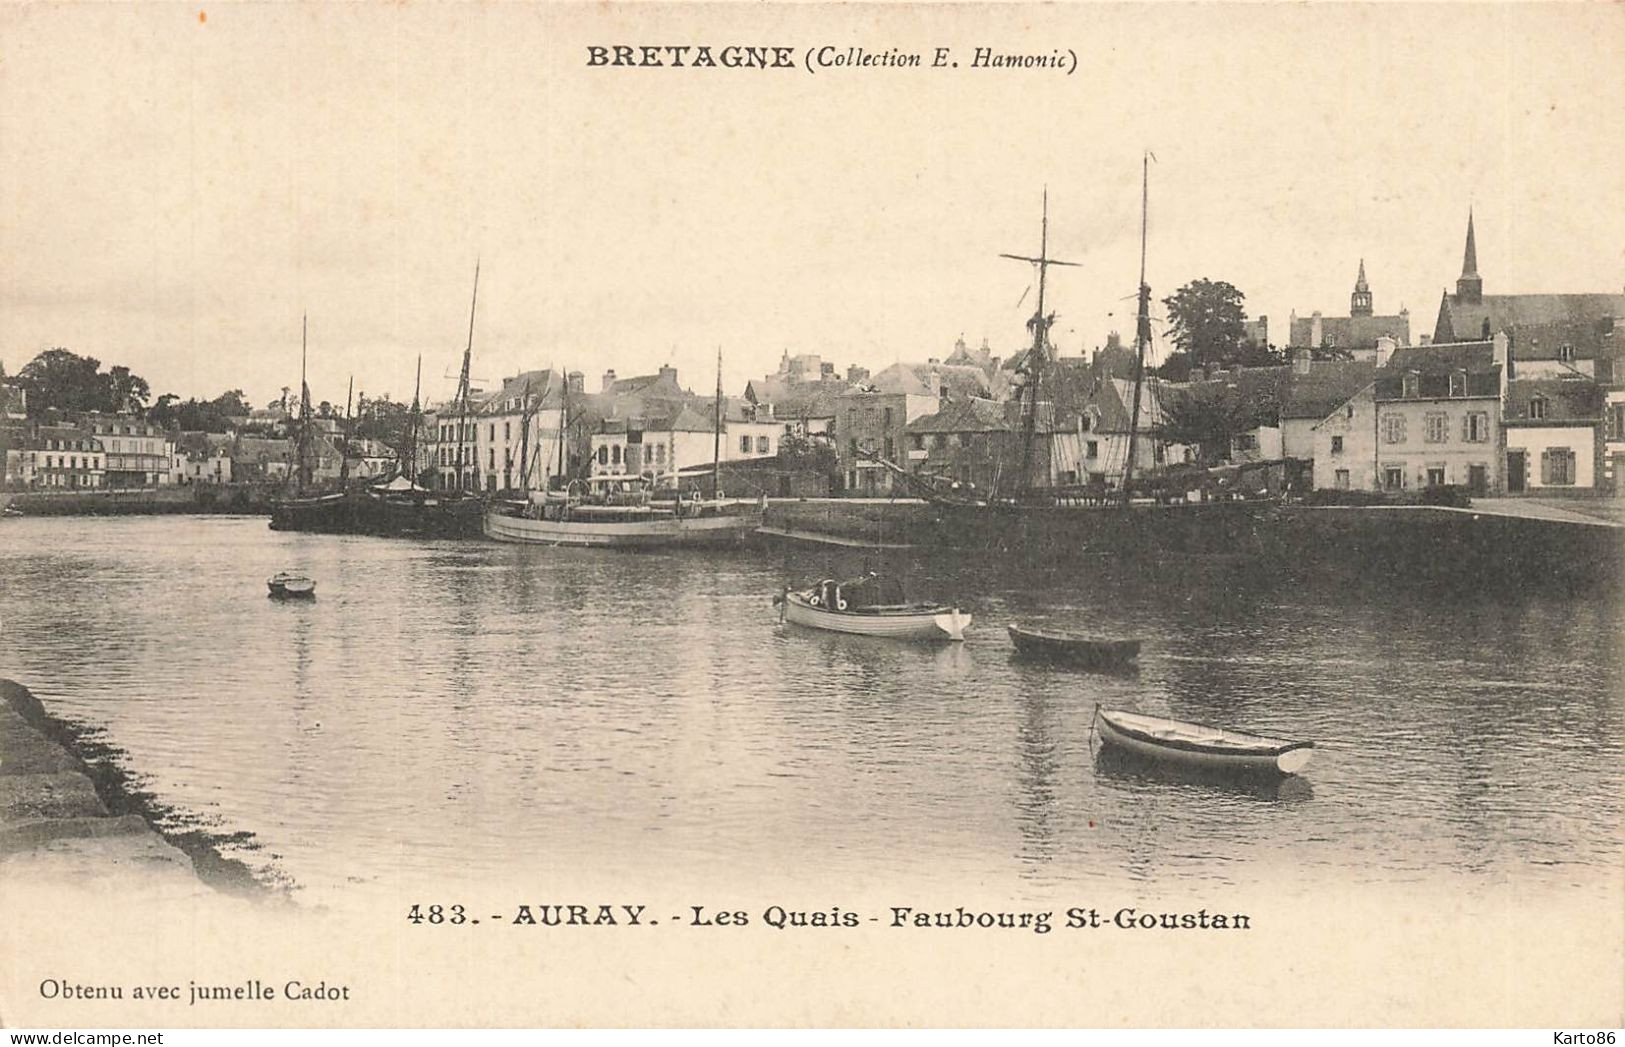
[611,445,622,465]
[1331,436,1344,454]
[1449,372,1466,397]
[1086,440,1099,459]
[656,445,665,464]
[883,437,895,459]
[1424,412,1449,444]
[933,434,947,449]
[848,439,858,456]
[1609,403,1625,441]
[1382,415,1407,444]
[1402,372,1420,398]
[1464,412,1489,442]
[1346,404,1355,420]
[1529,397,1547,421]
[1558,345,1575,364]
[757,436,771,453]
[740,436,751,454]
[1334,469,1350,490]
[1541,448,1575,486]
[883,407,893,428]
[504,422,511,441]
[597,446,608,465]
[1383,466,1404,491]
[1427,466,1446,487]
[910,434,924,450]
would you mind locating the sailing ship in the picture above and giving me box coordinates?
[269,268,490,539]
[483,351,764,547]
[887,161,1278,559]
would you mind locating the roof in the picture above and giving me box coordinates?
[233,436,294,464]
[1280,360,1378,419]
[1503,377,1604,423]
[1507,318,1617,362]
[1375,339,1500,400]
[1287,313,1411,349]
[478,369,564,413]
[1435,292,1625,343]
[905,398,1013,434]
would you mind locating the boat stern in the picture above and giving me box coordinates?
[934,609,971,641]
[1275,745,1314,775]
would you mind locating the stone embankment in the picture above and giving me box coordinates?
[0,679,220,899]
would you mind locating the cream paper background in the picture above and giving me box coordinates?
[2,1,1622,1028]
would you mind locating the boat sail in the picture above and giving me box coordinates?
[483,351,764,547]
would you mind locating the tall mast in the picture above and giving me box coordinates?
[339,374,353,482]
[1121,153,1152,508]
[557,372,569,483]
[296,313,313,490]
[712,348,724,500]
[404,354,422,483]
[517,376,535,494]
[1001,188,1078,496]
[454,259,480,491]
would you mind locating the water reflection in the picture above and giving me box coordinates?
[0,516,1620,903]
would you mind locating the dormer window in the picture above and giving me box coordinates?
[1448,372,1466,397]
[1402,372,1420,398]
[1557,345,1575,364]
[1529,396,1548,421]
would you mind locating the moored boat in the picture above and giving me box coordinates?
[267,572,316,598]
[484,476,763,547]
[1094,707,1313,776]
[1008,623,1140,667]
[777,574,970,641]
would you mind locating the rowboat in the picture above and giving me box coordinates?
[776,574,970,641]
[1008,623,1139,667]
[267,572,317,598]
[1094,707,1313,776]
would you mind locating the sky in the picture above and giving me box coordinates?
[3,3,1623,410]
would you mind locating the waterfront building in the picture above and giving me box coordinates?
[11,423,106,489]
[1371,335,1506,494]
[232,436,294,481]
[1288,260,1411,358]
[469,370,566,492]
[1076,378,1180,484]
[588,402,780,480]
[81,413,173,488]
[904,398,1084,490]
[1431,212,1625,345]
[835,369,940,495]
[1502,377,1605,492]
[175,431,234,484]
[1310,380,1380,492]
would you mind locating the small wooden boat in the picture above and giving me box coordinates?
[1094,707,1313,776]
[777,574,970,641]
[267,572,317,598]
[1008,623,1139,667]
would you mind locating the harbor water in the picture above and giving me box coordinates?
[1,515,1621,907]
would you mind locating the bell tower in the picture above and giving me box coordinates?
[1455,210,1483,305]
[1350,259,1373,317]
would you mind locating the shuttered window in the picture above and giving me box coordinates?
[1540,448,1575,486]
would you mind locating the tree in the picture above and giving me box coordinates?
[1162,280,1252,371]
[1155,383,1277,466]
[106,365,150,412]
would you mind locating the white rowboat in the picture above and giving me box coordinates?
[779,590,970,641]
[1095,707,1313,776]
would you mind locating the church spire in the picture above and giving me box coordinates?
[1455,210,1483,304]
[1350,258,1373,317]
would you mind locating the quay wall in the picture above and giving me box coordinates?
[1,483,276,515]
[0,679,269,898]
[762,498,1625,587]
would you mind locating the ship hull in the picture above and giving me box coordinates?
[482,506,763,547]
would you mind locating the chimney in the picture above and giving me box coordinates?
[602,369,617,393]
[1375,335,1397,369]
[1492,331,1510,397]
[1310,311,1324,348]
[1291,346,1312,375]
[658,364,678,384]
[846,365,869,384]
[567,371,585,395]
